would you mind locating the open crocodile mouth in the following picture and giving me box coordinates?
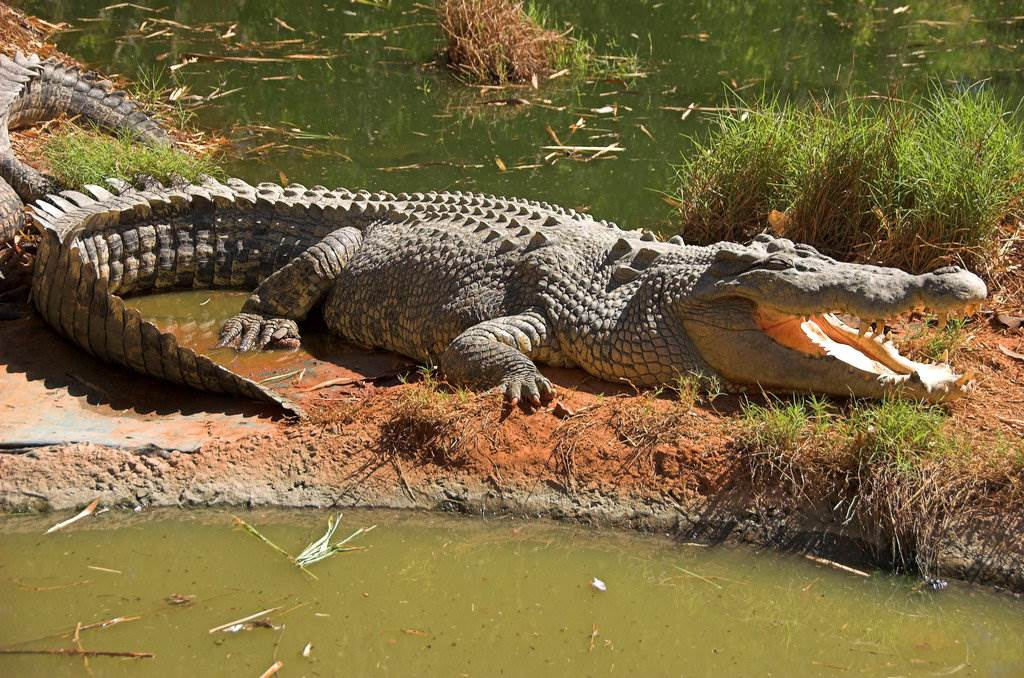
[754,307,975,397]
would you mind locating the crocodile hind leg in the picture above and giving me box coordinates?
[219,226,362,351]
[439,310,560,406]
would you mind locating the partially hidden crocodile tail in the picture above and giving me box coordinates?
[1,51,170,243]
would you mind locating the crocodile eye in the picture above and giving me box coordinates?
[762,255,794,271]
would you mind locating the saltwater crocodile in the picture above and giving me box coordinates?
[0,51,168,243]
[27,177,986,415]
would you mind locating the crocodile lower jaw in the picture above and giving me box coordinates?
[755,307,974,399]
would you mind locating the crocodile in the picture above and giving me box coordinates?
[0,51,169,244]
[27,177,986,415]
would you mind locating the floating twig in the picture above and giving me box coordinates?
[0,648,153,658]
[44,498,100,534]
[259,660,284,678]
[377,161,485,172]
[672,565,723,589]
[541,143,625,153]
[804,554,871,577]
[301,375,378,392]
[259,369,304,385]
[208,607,282,634]
[86,566,121,574]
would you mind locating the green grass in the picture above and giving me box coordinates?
[907,318,972,363]
[844,399,958,471]
[741,395,959,475]
[741,396,815,453]
[674,86,1024,281]
[42,124,222,189]
[739,395,989,573]
[128,66,198,131]
[533,9,642,82]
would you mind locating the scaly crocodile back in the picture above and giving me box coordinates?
[0,51,170,243]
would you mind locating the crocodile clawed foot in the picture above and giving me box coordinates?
[501,372,555,408]
[218,313,300,352]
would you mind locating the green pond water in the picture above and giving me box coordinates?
[13,0,1024,232]
[1,508,1023,677]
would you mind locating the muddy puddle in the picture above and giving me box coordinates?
[128,290,334,383]
[127,290,411,388]
[1,508,1023,677]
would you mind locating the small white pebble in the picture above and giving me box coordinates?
[591,577,607,592]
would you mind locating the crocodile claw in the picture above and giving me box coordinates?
[502,373,555,407]
[218,313,300,351]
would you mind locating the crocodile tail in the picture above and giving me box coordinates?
[28,178,305,417]
[0,51,170,243]
[0,52,38,243]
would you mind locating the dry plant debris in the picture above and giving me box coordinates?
[438,0,567,84]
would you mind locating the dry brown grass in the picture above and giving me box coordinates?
[549,408,601,493]
[613,395,690,474]
[437,0,566,84]
[378,377,501,466]
[549,390,696,491]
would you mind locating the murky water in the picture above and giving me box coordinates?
[127,289,335,380]
[14,0,1024,232]
[126,289,412,386]
[1,509,1023,677]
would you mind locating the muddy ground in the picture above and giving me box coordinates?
[1,3,1023,593]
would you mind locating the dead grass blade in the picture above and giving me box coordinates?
[295,514,376,566]
[44,498,99,534]
[231,516,316,579]
[208,607,282,634]
[0,648,153,658]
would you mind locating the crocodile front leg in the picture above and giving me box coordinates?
[219,226,362,351]
[439,310,560,406]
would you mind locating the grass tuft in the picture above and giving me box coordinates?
[437,0,639,85]
[905,318,974,365]
[41,123,222,189]
[738,395,1017,574]
[674,87,1024,286]
[438,0,565,84]
[379,369,497,466]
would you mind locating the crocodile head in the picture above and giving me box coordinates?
[677,234,987,401]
